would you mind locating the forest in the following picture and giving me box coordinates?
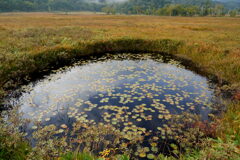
[0,0,239,16]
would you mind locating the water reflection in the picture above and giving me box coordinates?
[10,53,219,158]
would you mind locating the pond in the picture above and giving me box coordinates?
[9,53,221,159]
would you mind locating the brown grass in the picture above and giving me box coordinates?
[0,12,239,148]
[0,13,239,85]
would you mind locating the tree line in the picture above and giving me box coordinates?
[0,0,104,12]
[0,0,239,17]
[103,0,240,16]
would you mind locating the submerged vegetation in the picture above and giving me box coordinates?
[0,13,240,159]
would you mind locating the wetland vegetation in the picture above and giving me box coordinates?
[0,10,240,160]
[7,53,223,159]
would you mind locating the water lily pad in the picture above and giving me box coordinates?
[61,124,68,129]
[147,154,155,159]
[10,53,219,158]
[139,152,146,158]
[32,126,38,130]
[45,118,50,121]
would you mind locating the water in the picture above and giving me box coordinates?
[9,53,220,158]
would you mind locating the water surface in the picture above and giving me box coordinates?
[10,53,219,158]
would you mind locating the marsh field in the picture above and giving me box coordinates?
[0,13,240,160]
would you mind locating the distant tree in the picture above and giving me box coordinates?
[229,10,237,17]
[133,5,143,14]
[202,0,212,16]
[213,4,225,16]
[102,6,116,14]
[186,5,199,16]
[0,0,236,17]
[47,0,54,12]
[145,7,156,15]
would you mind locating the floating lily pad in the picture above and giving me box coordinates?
[147,154,155,159]
[9,53,221,158]
[139,152,146,158]
[61,124,68,129]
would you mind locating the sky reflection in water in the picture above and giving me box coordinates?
[10,53,218,157]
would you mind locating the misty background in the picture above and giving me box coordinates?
[0,0,239,16]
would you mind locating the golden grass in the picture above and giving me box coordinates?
[0,13,239,85]
[0,12,240,147]
[0,13,240,47]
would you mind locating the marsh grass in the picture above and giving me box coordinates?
[0,13,240,159]
[1,108,239,160]
[217,102,240,145]
[0,110,31,160]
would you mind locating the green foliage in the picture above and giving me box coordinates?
[217,102,240,145]
[229,10,237,17]
[0,0,238,17]
[59,152,130,160]
[157,138,240,160]
[0,112,31,160]
[155,4,201,16]
[0,0,104,12]
[0,141,30,160]
[111,0,232,16]
[182,138,240,160]
[60,152,95,160]
[101,6,116,15]
[114,154,130,160]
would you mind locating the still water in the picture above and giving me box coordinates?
[10,53,219,158]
